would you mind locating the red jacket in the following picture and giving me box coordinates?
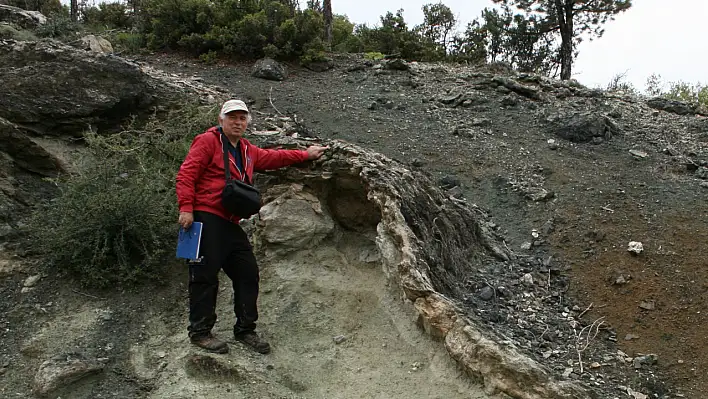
[176,126,309,222]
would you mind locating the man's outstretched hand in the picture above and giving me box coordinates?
[306,145,329,160]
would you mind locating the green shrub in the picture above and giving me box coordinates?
[645,74,708,108]
[113,32,146,54]
[28,101,219,288]
[34,13,79,38]
[82,2,132,29]
[198,49,218,64]
[299,36,327,65]
[263,43,279,59]
[364,51,385,61]
[144,0,214,49]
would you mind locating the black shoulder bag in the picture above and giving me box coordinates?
[220,133,261,219]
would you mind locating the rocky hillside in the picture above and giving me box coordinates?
[0,36,706,399]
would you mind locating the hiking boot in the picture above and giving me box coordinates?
[190,333,229,354]
[235,331,271,354]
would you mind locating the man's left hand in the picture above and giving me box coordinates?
[306,145,329,160]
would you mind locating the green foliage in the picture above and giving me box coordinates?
[81,2,132,29]
[28,102,219,288]
[363,51,385,61]
[199,49,218,64]
[299,36,327,64]
[420,2,456,54]
[477,7,557,75]
[492,0,632,79]
[34,13,79,38]
[448,19,486,64]
[112,32,146,54]
[144,0,214,49]
[645,74,708,107]
[331,15,354,47]
[136,0,347,61]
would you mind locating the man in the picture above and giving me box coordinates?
[176,99,328,354]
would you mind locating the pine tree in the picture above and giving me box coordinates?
[493,0,631,80]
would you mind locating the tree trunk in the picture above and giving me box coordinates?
[554,0,574,80]
[323,0,333,49]
[70,0,77,22]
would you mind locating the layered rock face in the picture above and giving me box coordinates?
[0,38,186,240]
[0,39,164,136]
[252,139,590,399]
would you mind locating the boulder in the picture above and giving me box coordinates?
[256,183,334,256]
[304,58,334,72]
[251,57,286,81]
[647,97,696,115]
[79,34,113,53]
[33,353,104,397]
[546,110,620,143]
[492,76,541,100]
[0,4,46,29]
[0,39,167,136]
[384,58,409,71]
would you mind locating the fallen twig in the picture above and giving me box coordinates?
[269,86,285,117]
[578,302,593,319]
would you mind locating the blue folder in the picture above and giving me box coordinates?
[176,222,203,261]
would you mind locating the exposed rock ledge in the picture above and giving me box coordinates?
[253,139,590,399]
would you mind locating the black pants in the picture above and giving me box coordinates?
[188,211,260,338]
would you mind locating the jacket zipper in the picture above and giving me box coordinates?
[221,135,247,182]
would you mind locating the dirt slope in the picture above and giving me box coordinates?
[0,229,489,399]
[1,51,706,399]
[135,53,707,397]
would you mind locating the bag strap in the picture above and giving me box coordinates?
[219,127,252,185]
[220,129,232,182]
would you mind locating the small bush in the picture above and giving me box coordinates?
[28,101,220,287]
[263,43,279,59]
[113,32,146,54]
[34,13,79,38]
[645,74,708,108]
[364,51,385,61]
[299,37,327,65]
[198,49,218,64]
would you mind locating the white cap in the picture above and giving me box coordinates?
[220,99,249,115]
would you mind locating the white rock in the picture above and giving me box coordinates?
[627,241,643,254]
[521,273,534,285]
[23,274,41,287]
[80,35,114,53]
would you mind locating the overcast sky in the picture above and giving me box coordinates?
[335,0,708,91]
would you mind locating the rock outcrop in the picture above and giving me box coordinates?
[253,139,590,399]
[0,4,46,29]
[33,353,104,397]
[0,39,213,239]
[0,39,167,136]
